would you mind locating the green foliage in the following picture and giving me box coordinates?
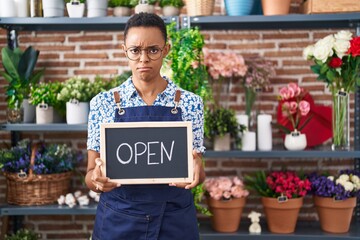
[29,82,60,106]
[57,77,93,103]
[130,0,158,6]
[165,22,211,103]
[1,46,44,109]
[159,0,184,8]
[5,229,39,240]
[108,0,135,7]
[65,0,86,3]
[244,171,274,197]
[204,107,239,140]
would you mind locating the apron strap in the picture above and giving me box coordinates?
[113,91,125,115]
[171,89,181,114]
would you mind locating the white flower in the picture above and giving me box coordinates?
[343,181,355,192]
[334,39,350,58]
[313,36,335,63]
[336,178,346,186]
[327,176,334,181]
[303,45,314,60]
[338,174,350,182]
[334,30,353,41]
[350,175,360,184]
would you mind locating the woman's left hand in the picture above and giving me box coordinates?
[169,150,205,189]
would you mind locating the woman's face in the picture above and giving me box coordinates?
[123,27,169,83]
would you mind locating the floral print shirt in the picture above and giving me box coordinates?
[87,76,205,153]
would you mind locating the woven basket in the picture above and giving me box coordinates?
[185,0,215,16]
[3,144,72,206]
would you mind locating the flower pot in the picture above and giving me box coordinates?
[162,6,180,16]
[113,6,131,16]
[0,0,17,17]
[36,104,54,124]
[284,130,307,151]
[241,131,256,151]
[87,0,108,17]
[207,197,246,233]
[66,101,89,124]
[314,196,356,233]
[22,99,36,123]
[257,114,272,151]
[66,2,85,18]
[261,197,303,233]
[42,0,64,17]
[261,0,291,15]
[15,0,30,17]
[134,3,155,14]
[214,133,231,151]
[224,0,255,16]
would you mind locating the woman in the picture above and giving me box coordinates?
[86,13,205,240]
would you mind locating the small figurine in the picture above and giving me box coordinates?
[248,211,262,234]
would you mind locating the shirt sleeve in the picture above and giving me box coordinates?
[87,94,102,152]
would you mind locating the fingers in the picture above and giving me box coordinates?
[91,158,120,192]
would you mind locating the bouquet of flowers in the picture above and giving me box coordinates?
[308,170,360,200]
[303,30,360,95]
[276,83,312,134]
[204,176,249,201]
[245,170,311,199]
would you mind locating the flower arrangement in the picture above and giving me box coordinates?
[308,170,360,200]
[245,170,311,199]
[276,83,312,134]
[303,30,360,94]
[30,82,60,106]
[0,139,83,175]
[57,76,94,103]
[204,176,249,201]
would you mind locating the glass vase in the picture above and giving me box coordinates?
[7,107,23,123]
[331,90,350,151]
[245,87,262,130]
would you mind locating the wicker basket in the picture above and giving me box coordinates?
[3,144,72,206]
[185,0,215,16]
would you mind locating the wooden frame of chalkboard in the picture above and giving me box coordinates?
[100,121,193,184]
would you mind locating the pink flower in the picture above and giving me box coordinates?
[204,176,249,200]
[299,100,310,116]
[209,188,223,201]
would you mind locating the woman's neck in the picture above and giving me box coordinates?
[133,76,167,105]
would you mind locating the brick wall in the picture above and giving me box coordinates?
[0,0,356,238]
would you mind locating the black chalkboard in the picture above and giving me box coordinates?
[100,121,193,184]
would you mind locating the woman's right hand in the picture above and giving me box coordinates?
[90,158,120,193]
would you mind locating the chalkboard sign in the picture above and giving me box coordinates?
[100,121,193,184]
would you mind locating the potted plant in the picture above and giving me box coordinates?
[108,0,135,16]
[204,107,239,151]
[203,176,249,232]
[30,82,59,124]
[308,170,360,233]
[66,0,86,17]
[245,170,311,233]
[132,0,157,14]
[4,228,39,240]
[57,76,93,124]
[87,0,108,17]
[1,46,44,123]
[42,0,65,17]
[159,0,184,16]
[0,139,82,205]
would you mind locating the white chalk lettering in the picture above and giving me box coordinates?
[116,143,132,164]
[147,141,159,165]
[161,141,175,163]
[134,142,147,164]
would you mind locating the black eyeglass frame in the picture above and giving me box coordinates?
[124,44,167,61]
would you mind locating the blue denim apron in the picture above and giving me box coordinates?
[92,90,199,240]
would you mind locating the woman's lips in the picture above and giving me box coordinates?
[137,67,151,72]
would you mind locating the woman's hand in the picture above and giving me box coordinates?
[169,150,205,189]
[90,158,120,193]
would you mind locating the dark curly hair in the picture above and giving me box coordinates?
[124,13,167,44]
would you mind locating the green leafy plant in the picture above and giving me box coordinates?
[204,107,239,141]
[65,0,86,3]
[108,0,135,7]
[57,76,93,103]
[29,82,60,106]
[159,0,184,8]
[130,0,158,6]
[1,46,44,109]
[4,229,39,240]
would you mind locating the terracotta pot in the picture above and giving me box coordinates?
[207,197,246,232]
[261,197,303,233]
[314,196,356,233]
[261,0,291,15]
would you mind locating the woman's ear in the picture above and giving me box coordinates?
[121,44,126,51]
[162,43,171,58]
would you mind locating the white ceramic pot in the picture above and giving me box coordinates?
[134,4,155,14]
[0,0,17,17]
[257,114,272,151]
[22,99,36,123]
[36,104,54,124]
[284,131,307,151]
[15,0,29,17]
[87,0,108,17]
[113,6,131,16]
[162,6,180,16]
[67,2,85,18]
[214,133,231,151]
[241,131,256,151]
[66,101,89,124]
[42,0,65,17]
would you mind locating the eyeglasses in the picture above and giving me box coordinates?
[124,45,166,61]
